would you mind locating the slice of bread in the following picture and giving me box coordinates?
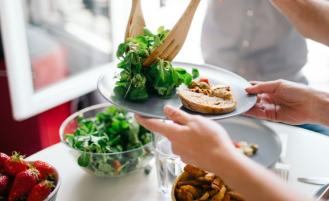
[178,90,237,114]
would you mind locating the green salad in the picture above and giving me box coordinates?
[114,26,199,102]
[65,106,154,177]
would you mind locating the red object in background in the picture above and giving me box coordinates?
[32,46,68,90]
[31,39,70,149]
[37,103,70,149]
[0,59,71,156]
[0,41,71,156]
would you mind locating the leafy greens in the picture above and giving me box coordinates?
[114,26,199,102]
[65,106,153,176]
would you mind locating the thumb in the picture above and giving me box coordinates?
[246,80,282,95]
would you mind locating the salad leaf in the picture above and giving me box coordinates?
[192,68,199,79]
[65,106,154,176]
[114,27,199,102]
[78,152,91,167]
[147,60,178,97]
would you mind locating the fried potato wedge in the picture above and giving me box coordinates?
[173,165,245,201]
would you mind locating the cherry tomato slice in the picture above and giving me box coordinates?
[234,142,241,148]
[199,77,209,84]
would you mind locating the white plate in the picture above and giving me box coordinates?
[98,62,256,120]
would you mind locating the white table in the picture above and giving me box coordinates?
[27,121,329,201]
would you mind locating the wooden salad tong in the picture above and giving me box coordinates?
[125,0,201,66]
[125,0,146,40]
[143,0,201,66]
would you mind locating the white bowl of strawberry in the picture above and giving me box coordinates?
[0,152,60,201]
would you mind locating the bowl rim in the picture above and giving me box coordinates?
[59,103,154,155]
[171,172,184,201]
[44,166,61,201]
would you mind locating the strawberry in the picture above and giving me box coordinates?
[31,161,56,181]
[0,174,11,196]
[8,168,40,201]
[27,180,54,201]
[0,153,10,174]
[4,152,28,176]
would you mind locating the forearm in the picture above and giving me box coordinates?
[271,0,329,46]
[213,152,313,201]
[312,90,329,126]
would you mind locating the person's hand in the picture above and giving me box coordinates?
[245,79,319,125]
[135,105,236,173]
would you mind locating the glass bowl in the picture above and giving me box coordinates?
[59,103,154,177]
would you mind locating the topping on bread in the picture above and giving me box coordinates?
[178,80,237,114]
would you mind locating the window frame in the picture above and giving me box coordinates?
[0,0,129,120]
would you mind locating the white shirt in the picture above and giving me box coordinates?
[201,0,308,83]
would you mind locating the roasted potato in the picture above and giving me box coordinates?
[184,164,206,177]
[211,186,226,201]
[173,165,245,201]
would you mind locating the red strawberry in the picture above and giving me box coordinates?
[0,174,11,196]
[8,168,40,201]
[4,152,28,176]
[27,180,54,201]
[0,153,10,174]
[32,161,56,181]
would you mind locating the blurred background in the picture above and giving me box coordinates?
[0,0,328,155]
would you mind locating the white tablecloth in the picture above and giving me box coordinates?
[27,121,329,201]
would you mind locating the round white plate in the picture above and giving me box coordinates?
[98,62,256,120]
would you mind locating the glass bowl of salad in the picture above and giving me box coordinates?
[59,103,154,177]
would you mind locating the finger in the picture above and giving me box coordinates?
[245,103,276,121]
[256,93,274,104]
[171,144,183,156]
[256,94,261,103]
[259,93,275,104]
[244,103,268,119]
[246,80,282,95]
[135,114,184,139]
[164,105,191,125]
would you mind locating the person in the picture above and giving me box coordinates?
[202,0,329,135]
[255,0,329,135]
[134,1,329,200]
[272,0,329,46]
[135,80,329,201]
[201,0,308,83]
[245,80,329,126]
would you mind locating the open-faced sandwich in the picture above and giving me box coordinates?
[173,164,245,201]
[178,78,237,114]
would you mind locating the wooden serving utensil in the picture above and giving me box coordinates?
[125,0,146,40]
[143,0,201,66]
